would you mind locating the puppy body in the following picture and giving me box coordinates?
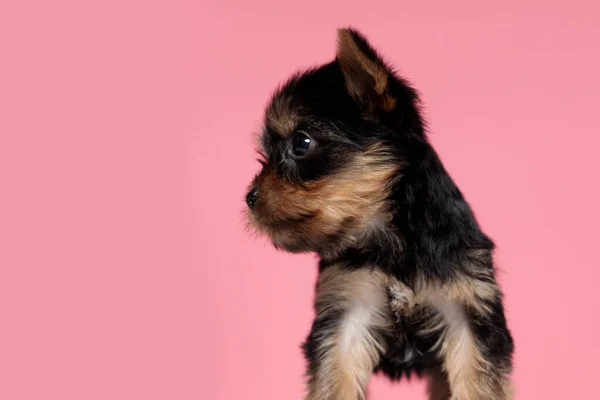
[247,28,514,400]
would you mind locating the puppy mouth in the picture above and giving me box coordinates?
[252,211,316,230]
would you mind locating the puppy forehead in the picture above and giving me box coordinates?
[264,62,350,137]
[265,92,300,137]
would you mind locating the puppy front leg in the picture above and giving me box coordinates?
[302,265,391,400]
[426,278,514,400]
[433,297,513,400]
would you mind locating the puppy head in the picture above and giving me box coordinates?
[246,28,423,257]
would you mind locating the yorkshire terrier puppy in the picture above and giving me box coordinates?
[246,28,514,400]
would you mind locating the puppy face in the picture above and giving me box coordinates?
[246,29,420,256]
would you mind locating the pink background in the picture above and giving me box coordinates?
[1,1,599,399]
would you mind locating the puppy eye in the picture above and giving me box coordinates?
[291,132,312,157]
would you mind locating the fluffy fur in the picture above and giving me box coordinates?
[246,28,514,400]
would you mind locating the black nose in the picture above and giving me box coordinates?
[246,187,259,208]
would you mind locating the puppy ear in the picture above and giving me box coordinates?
[336,28,396,112]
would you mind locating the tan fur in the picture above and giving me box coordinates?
[250,143,401,255]
[387,279,417,317]
[431,298,512,400]
[305,144,399,234]
[386,258,512,399]
[415,274,499,316]
[337,29,396,111]
[265,95,299,136]
[306,265,392,400]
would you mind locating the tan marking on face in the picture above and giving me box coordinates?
[249,144,401,255]
[265,95,299,136]
[306,265,392,400]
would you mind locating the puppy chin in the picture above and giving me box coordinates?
[249,209,351,256]
[267,229,316,254]
[268,228,355,260]
[246,213,306,252]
